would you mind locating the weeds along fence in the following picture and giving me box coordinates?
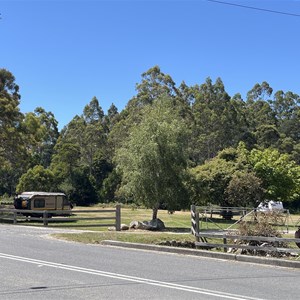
[191,205,300,255]
[0,205,121,230]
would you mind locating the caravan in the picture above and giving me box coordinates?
[14,192,72,216]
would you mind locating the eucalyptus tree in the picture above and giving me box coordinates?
[23,107,59,168]
[56,97,107,173]
[191,77,241,163]
[83,96,104,124]
[0,69,26,194]
[134,65,179,105]
[254,124,280,149]
[104,103,119,133]
[245,82,276,132]
[271,91,300,157]
[108,65,188,154]
[50,97,109,204]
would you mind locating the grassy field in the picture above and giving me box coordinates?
[1,204,299,249]
[51,206,195,245]
[49,206,300,249]
[53,231,196,245]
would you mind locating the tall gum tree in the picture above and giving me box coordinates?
[109,65,189,156]
[191,77,240,163]
[0,69,26,194]
[23,107,59,168]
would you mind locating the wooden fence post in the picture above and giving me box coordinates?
[43,211,48,226]
[223,237,227,252]
[13,211,17,224]
[115,205,121,231]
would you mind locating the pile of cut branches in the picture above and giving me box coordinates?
[234,212,289,257]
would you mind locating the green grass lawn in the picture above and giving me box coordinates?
[52,207,195,245]
[48,206,300,250]
[2,204,299,252]
[53,231,196,245]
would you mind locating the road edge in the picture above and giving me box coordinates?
[102,240,300,269]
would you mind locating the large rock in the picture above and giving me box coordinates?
[129,221,149,230]
[129,219,165,231]
[108,224,130,231]
[121,224,129,231]
[141,218,166,231]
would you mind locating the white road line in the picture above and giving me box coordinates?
[0,252,266,300]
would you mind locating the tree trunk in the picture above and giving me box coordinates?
[152,207,158,220]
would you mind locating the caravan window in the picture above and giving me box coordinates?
[34,198,45,208]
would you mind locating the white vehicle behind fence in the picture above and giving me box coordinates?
[257,200,284,212]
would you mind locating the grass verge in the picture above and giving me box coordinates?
[53,231,195,245]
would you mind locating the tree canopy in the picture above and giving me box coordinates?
[1,66,299,215]
[115,98,190,219]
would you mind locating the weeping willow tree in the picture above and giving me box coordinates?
[115,97,190,220]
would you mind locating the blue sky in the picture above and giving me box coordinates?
[1,0,300,129]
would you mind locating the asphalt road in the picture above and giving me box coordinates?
[0,224,299,300]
